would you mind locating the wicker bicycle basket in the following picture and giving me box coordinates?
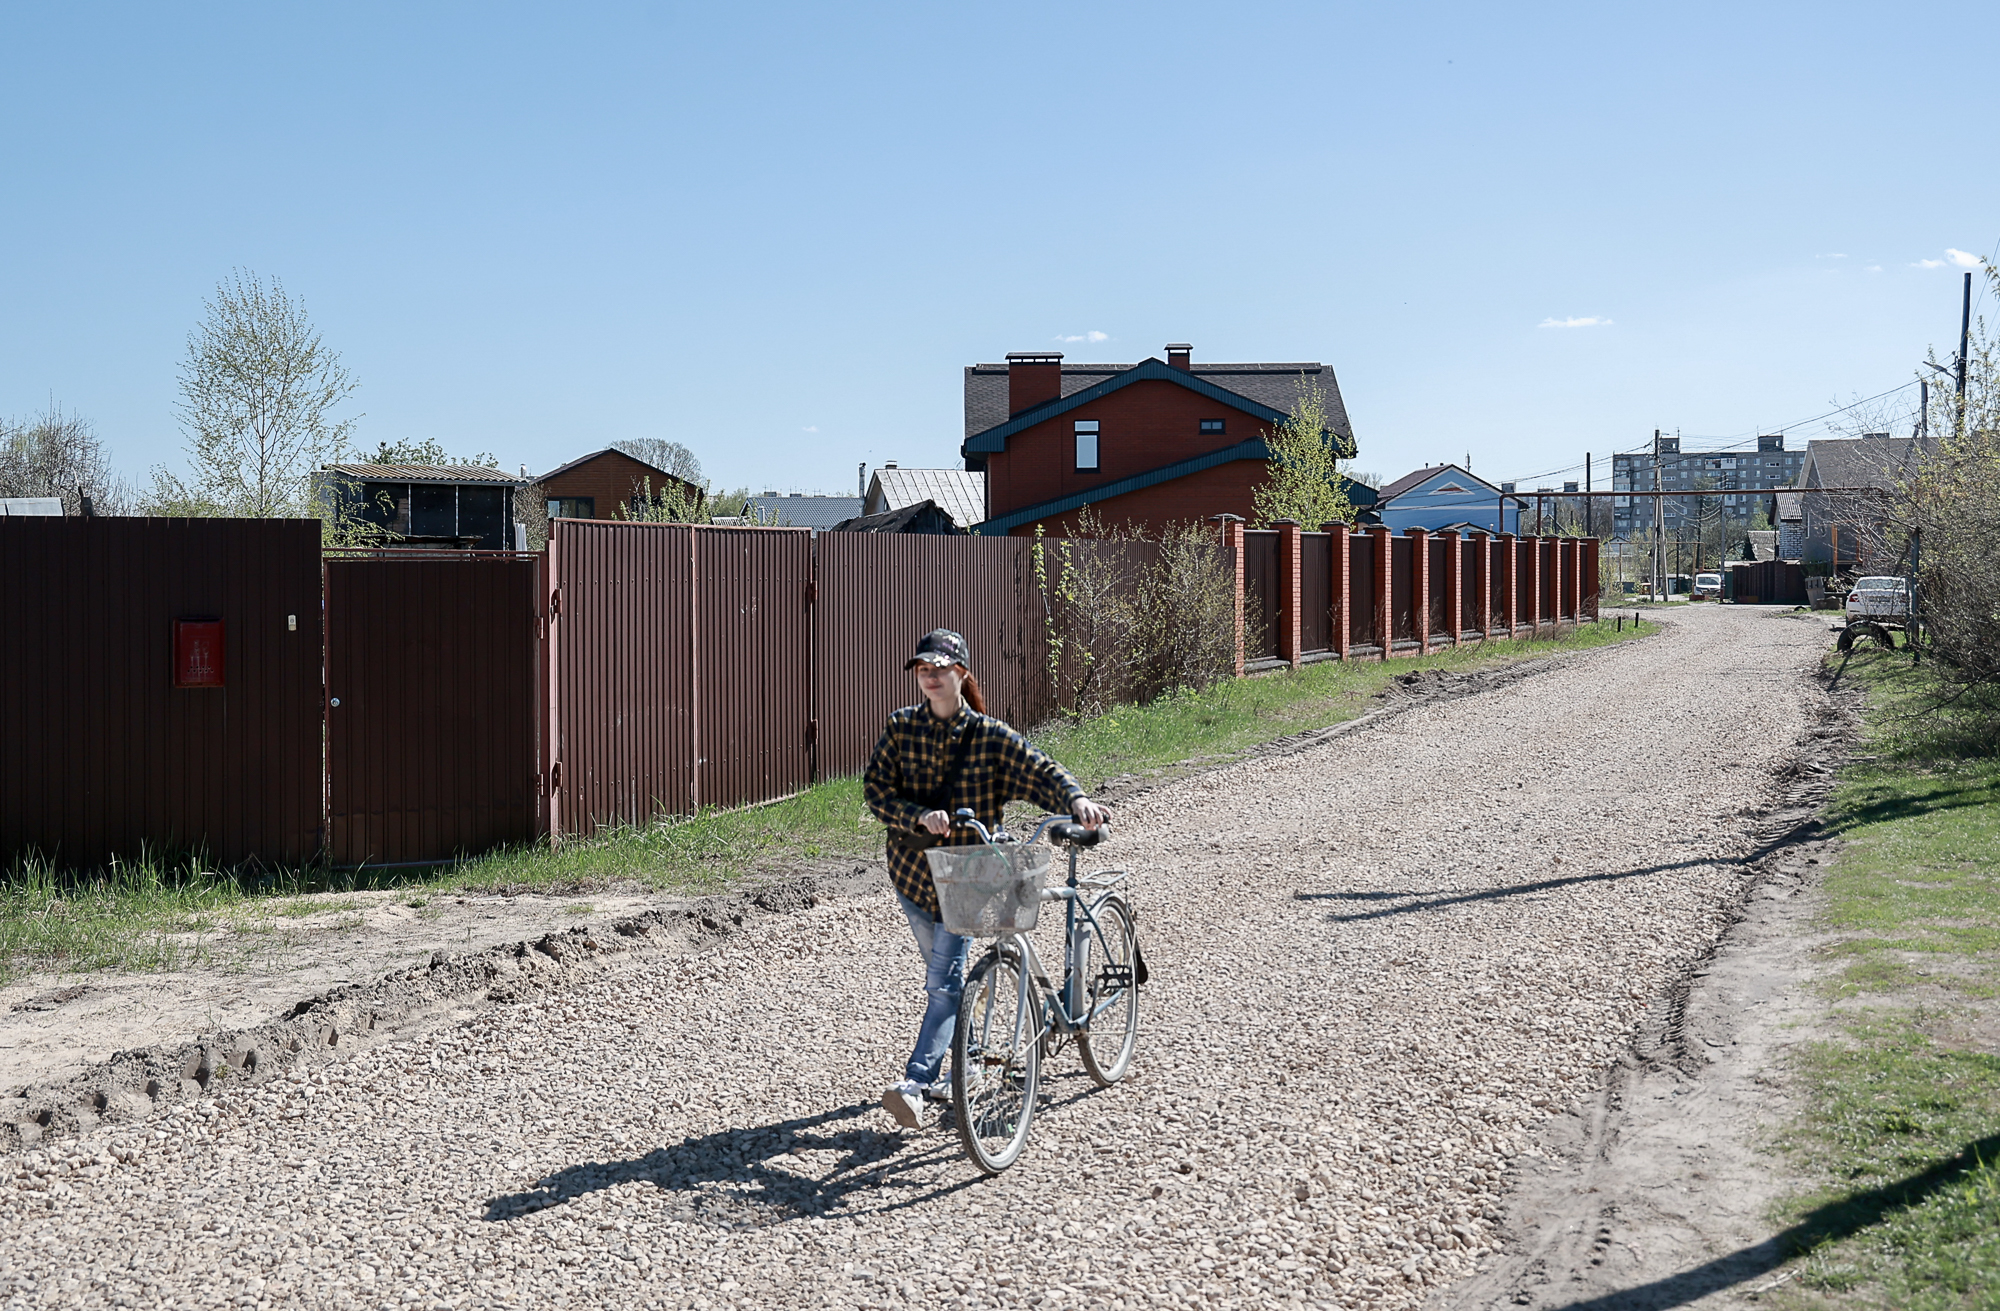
[925,842,1053,938]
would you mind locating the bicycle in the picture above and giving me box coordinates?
[927,809,1144,1175]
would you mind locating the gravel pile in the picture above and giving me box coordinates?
[0,608,1830,1309]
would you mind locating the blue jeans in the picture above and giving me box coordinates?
[898,892,969,1087]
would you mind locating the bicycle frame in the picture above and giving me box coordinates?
[994,842,1130,1041]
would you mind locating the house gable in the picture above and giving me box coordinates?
[963,358,1295,456]
[535,449,701,520]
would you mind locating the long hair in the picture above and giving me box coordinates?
[959,669,988,715]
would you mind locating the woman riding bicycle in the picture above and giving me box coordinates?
[862,627,1109,1129]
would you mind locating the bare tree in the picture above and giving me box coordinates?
[145,270,359,517]
[611,439,704,486]
[0,404,129,513]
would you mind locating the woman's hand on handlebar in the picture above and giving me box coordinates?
[918,809,952,835]
[1072,798,1110,829]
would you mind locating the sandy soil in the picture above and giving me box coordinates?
[0,883,840,1097]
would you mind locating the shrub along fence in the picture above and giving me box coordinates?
[1,516,1600,872]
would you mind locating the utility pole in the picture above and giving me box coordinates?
[1919,377,1929,442]
[1585,453,1593,538]
[1652,429,1665,601]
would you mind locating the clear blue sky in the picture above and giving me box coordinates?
[3,1,1993,497]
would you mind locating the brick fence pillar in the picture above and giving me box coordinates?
[1499,532,1518,634]
[1275,519,1302,670]
[1477,531,1494,638]
[1409,527,1431,652]
[1325,523,1351,661]
[1368,525,1393,659]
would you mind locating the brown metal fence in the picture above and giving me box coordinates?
[1299,534,1333,653]
[0,518,324,870]
[548,521,1054,839]
[325,555,544,865]
[812,532,1051,779]
[1234,526,1604,670]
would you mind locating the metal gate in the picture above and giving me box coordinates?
[325,554,545,865]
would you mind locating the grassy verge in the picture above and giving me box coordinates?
[0,620,1647,986]
[1771,649,2000,1309]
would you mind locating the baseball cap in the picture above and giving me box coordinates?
[906,628,971,670]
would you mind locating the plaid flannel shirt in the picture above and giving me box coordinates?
[862,704,1085,918]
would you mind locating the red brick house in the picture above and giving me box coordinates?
[962,343,1370,535]
[535,448,703,520]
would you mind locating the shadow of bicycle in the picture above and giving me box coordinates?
[483,1100,980,1225]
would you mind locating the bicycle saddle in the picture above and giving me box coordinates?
[1049,822,1107,847]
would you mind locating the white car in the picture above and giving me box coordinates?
[1693,572,1722,598]
[1845,576,1912,622]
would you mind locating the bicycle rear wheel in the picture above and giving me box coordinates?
[1077,895,1139,1086]
[952,943,1041,1174]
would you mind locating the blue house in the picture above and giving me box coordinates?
[1373,464,1523,534]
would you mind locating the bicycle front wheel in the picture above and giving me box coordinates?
[952,943,1041,1174]
[1077,895,1139,1086]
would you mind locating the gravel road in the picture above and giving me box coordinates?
[1,607,1833,1310]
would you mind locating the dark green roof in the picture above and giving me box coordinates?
[963,358,1301,456]
[972,442,1377,535]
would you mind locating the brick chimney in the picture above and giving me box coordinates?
[1007,352,1063,415]
[1166,342,1192,370]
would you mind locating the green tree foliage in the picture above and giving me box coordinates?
[145,270,359,519]
[1252,378,1356,528]
[365,437,499,468]
[1893,270,2000,695]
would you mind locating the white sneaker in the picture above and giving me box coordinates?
[881,1081,926,1129]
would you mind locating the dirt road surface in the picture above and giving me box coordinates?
[1,606,1835,1310]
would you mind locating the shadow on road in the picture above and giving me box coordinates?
[1294,860,1714,923]
[482,1101,976,1225]
[1538,1131,2000,1310]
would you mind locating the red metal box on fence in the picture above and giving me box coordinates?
[173,618,225,688]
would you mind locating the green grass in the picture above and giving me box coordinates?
[0,620,1645,986]
[1038,619,1647,790]
[1767,649,2000,1309]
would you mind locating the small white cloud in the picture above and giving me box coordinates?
[802,425,818,433]
[1915,259,1946,269]
[1947,248,1984,268]
[1053,330,1110,343]
[1866,265,1883,273]
[1816,253,1849,259]
[1538,316,1613,329]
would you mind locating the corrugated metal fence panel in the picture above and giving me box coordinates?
[697,529,812,809]
[1539,540,1557,622]
[1427,538,1449,637]
[1242,531,1280,660]
[1299,534,1332,653]
[813,533,1054,776]
[551,520,695,838]
[325,556,542,864]
[1348,533,1377,648]
[1390,536,1414,642]
[0,517,323,871]
[1582,540,1601,616]
[1459,540,1480,633]
[1514,541,1536,629]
